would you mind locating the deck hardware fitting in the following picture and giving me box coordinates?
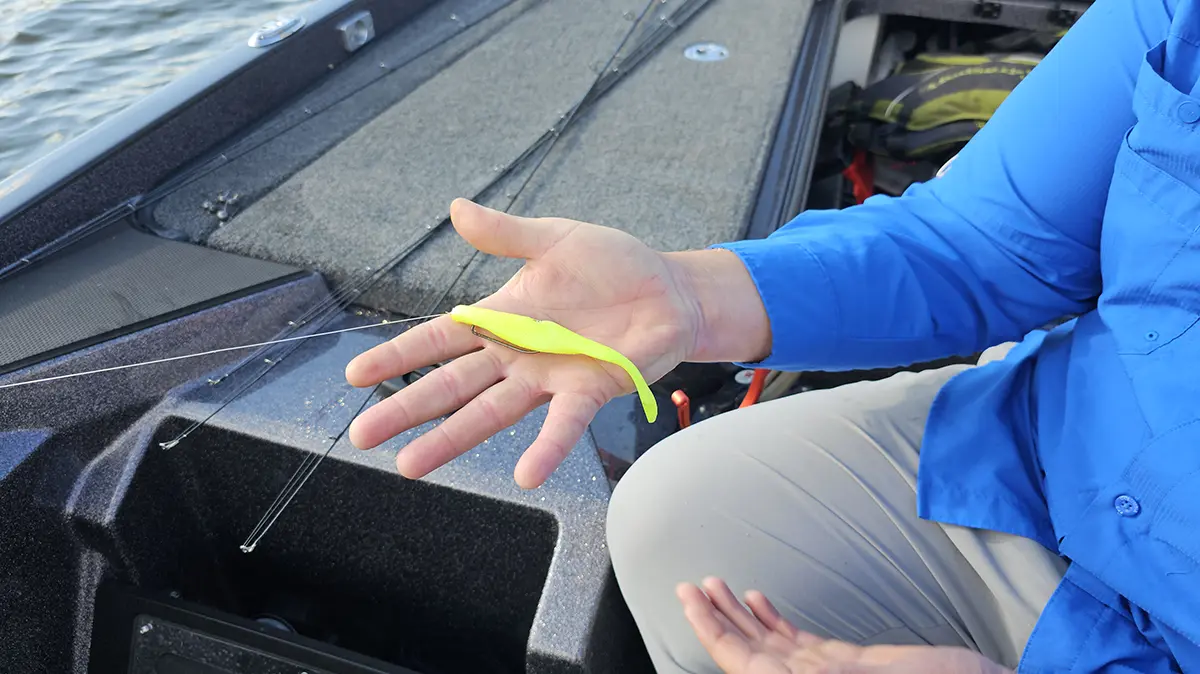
[684,42,728,61]
[247,15,306,48]
[336,11,375,53]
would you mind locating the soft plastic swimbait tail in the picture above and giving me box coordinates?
[449,305,658,423]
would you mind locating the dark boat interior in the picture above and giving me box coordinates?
[0,0,1088,672]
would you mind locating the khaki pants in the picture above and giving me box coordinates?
[605,347,1066,672]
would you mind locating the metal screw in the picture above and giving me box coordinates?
[684,42,729,62]
[139,622,153,635]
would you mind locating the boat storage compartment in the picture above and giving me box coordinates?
[87,420,558,674]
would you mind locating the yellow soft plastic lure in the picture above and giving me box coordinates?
[450,305,658,423]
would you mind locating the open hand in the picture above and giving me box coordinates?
[344,198,705,488]
[678,578,1010,674]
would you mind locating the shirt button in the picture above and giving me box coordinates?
[1179,101,1200,123]
[1114,494,1141,517]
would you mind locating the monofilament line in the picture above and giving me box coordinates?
[240,383,383,553]
[0,314,443,391]
[424,0,659,315]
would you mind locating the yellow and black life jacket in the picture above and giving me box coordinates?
[845,52,1042,160]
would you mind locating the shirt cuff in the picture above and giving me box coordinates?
[709,237,840,370]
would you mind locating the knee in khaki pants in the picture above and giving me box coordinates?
[605,361,1064,674]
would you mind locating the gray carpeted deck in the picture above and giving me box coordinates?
[201,0,813,316]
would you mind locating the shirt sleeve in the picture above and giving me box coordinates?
[715,0,1173,371]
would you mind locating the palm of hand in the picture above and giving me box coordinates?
[678,578,1009,674]
[345,199,699,488]
[487,215,696,394]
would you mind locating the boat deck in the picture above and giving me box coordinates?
[150,0,814,316]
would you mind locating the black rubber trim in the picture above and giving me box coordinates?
[743,0,846,240]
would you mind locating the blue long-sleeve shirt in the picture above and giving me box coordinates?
[717,0,1200,669]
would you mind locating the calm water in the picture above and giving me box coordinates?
[1,0,314,181]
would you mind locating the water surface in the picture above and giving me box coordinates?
[1,0,312,180]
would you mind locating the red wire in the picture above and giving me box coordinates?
[671,390,691,429]
[739,368,769,408]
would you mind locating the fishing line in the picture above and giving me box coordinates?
[234,0,682,552]
[0,314,442,392]
[177,0,704,354]
[185,52,623,388]
[5,0,717,459]
[170,0,706,337]
[161,0,702,449]
[426,0,718,312]
[240,383,383,553]
[426,0,675,314]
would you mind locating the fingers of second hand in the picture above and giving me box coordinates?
[348,350,502,450]
[346,315,475,387]
[702,577,767,641]
[513,391,604,489]
[395,375,545,479]
[745,590,804,643]
[676,582,756,670]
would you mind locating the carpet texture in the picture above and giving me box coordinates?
[205,0,814,316]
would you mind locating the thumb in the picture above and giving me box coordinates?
[449,198,572,260]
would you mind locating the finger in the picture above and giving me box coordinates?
[701,577,766,640]
[450,198,575,260]
[744,590,814,645]
[513,391,605,489]
[346,314,478,387]
[348,350,504,450]
[676,583,755,670]
[395,376,546,479]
